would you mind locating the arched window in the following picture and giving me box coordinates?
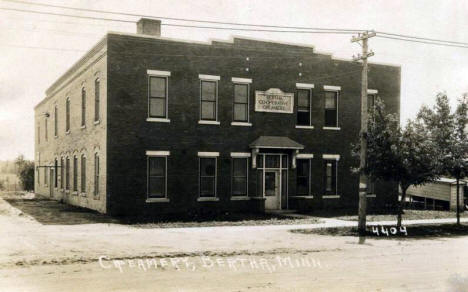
[81,154,86,193]
[94,78,100,122]
[81,87,86,126]
[94,153,99,197]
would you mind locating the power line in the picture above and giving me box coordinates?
[0,7,357,34]
[4,0,468,47]
[0,0,363,33]
[376,35,468,49]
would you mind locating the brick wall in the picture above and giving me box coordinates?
[34,40,108,213]
[105,33,400,216]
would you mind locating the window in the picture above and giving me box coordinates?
[81,87,86,126]
[81,155,86,193]
[65,97,70,132]
[94,78,100,122]
[199,157,217,197]
[73,156,78,192]
[60,157,64,189]
[54,159,58,188]
[200,79,218,121]
[233,83,249,122]
[149,76,168,118]
[54,106,58,137]
[94,153,99,196]
[44,166,47,185]
[297,89,311,126]
[65,157,70,190]
[368,93,377,120]
[324,160,337,195]
[324,91,339,127]
[232,158,248,196]
[296,159,310,195]
[37,124,40,144]
[45,119,48,141]
[147,156,167,198]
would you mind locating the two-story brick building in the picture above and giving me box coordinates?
[34,18,401,217]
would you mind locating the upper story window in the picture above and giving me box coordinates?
[231,78,252,124]
[65,97,70,132]
[94,78,100,122]
[146,151,169,199]
[81,87,86,127]
[324,85,340,128]
[37,123,40,144]
[147,70,170,120]
[44,118,48,141]
[199,75,220,124]
[296,84,314,127]
[54,106,58,137]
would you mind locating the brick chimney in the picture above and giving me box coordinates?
[137,18,161,36]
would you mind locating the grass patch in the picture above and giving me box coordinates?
[291,223,468,239]
[335,210,468,222]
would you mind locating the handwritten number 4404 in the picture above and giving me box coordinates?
[371,226,407,236]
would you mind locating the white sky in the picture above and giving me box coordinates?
[1,0,467,160]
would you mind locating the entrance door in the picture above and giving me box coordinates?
[264,170,280,210]
[49,168,54,198]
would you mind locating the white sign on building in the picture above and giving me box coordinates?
[255,88,294,114]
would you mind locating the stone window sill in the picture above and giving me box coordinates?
[80,125,86,129]
[366,194,376,198]
[198,120,220,125]
[80,192,87,197]
[323,195,340,199]
[323,127,341,131]
[72,191,78,195]
[146,198,170,203]
[65,130,70,135]
[94,120,100,125]
[295,125,314,129]
[231,122,252,127]
[147,117,170,123]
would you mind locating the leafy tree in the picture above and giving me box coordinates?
[418,93,468,224]
[15,155,35,191]
[354,98,440,227]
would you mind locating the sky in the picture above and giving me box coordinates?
[0,0,467,160]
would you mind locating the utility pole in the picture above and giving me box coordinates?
[351,30,376,235]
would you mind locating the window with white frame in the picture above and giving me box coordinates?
[148,70,170,119]
[323,159,338,195]
[199,153,218,197]
[232,157,248,196]
[233,83,249,122]
[297,89,312,126]
[146,151,169,199]
[296,159,310,195]
[324,88,339,127]
[199,75,219,122]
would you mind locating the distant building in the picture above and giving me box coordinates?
[34,19,401,217]
[406,178,467,211]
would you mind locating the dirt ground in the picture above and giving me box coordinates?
[1,192,468,291]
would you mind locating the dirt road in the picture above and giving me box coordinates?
[1,193,468,291]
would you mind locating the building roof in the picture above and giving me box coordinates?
[249,136,304,149]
